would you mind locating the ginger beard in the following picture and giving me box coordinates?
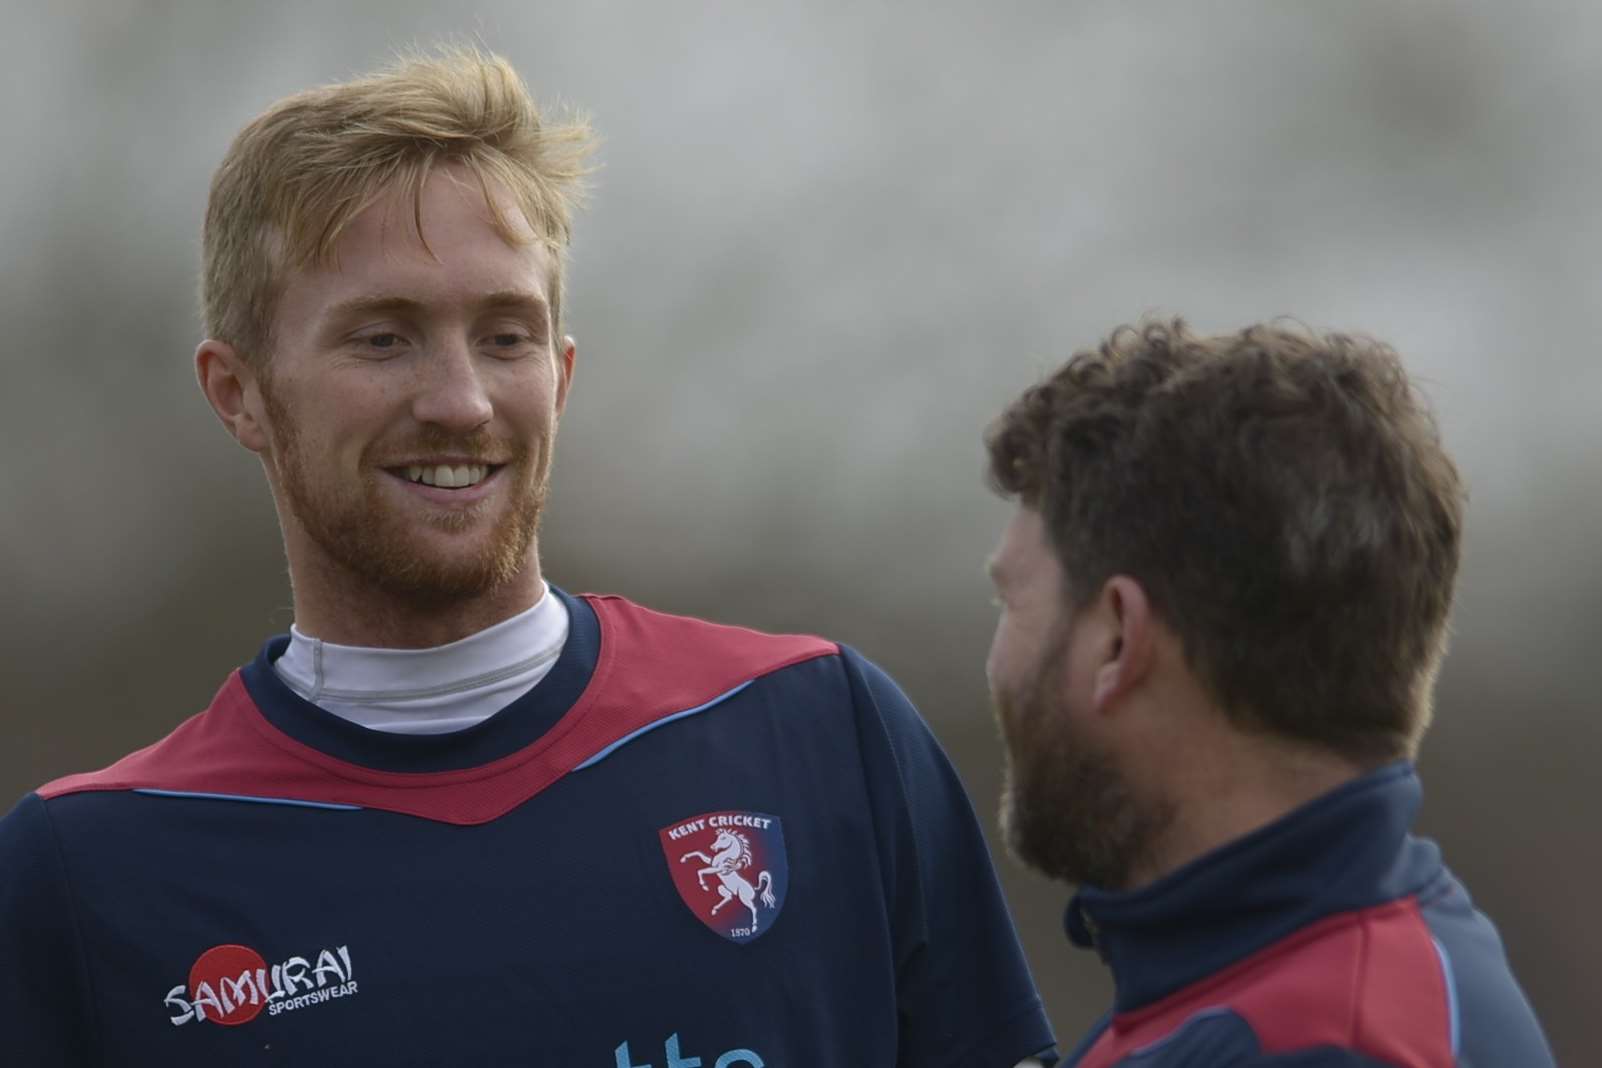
[262,377,550,601]
[993,624,1173,891]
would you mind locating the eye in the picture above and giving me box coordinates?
[482,330,538,358]
[364,332,403,350]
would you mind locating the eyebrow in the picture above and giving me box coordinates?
[478,290,551,319]
[322,290,550,322]
[323,295,424,321]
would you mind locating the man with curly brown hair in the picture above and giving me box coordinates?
[983,319,1553,1067]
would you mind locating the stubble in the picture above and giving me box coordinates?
[995,634,1174,891]
[263,382,550,602]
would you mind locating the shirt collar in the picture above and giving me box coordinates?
[275,582,568,713]
[1066,761,1442,1013]
[240,585,600,774]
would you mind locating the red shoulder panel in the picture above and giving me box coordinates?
[37,595,838,825]
[1076,898,1454,1067]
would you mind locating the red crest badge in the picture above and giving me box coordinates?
[659,810,788,943]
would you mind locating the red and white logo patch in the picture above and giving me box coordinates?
[186,945,269,1026]
[163,941,357,1026]
[660,810,788,943]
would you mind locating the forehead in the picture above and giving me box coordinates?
[990,506,1061,587]
[278,166,554,318]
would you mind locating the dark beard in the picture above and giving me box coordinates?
[264,384,548,601]
[995,640,1174,891]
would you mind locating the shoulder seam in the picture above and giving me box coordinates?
[35,796,106,1067]
[837,648,912,932]
[1347,894,1373,1048]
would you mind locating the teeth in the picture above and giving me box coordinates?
[404,464,489,488]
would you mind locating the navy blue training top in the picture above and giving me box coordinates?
[1,588,1056,1067]
[1059,763,1554,1067]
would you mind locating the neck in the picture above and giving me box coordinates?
[287,544,548,649]
[1126,733,1366,890]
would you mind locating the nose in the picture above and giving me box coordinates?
[410,337,493,432]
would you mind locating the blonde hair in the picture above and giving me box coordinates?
[202,46,594,364]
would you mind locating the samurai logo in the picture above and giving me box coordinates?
[163,942,358,1027]
[659,810,788,943]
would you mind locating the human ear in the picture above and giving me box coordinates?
[1090,576,1156,714]
[555,334,577,414]
[195,340,269,453]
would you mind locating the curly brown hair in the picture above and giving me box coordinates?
[986,319,1465,763]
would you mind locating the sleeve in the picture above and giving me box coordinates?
[841,647,1058,1068]
[0,792,101,1066]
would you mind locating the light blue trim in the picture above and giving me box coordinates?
[1127,1007,1236,1059]
[1432,936,1461,1057]
[575,681,754,770]
[133,788,361,812]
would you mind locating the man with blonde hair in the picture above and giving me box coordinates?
[0,50,1056,1066]
[983,319,1554,1066]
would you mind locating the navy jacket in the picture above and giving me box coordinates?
[1061,764,1554,1067]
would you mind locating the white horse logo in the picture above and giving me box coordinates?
[678,828,778,932]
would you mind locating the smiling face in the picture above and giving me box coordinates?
[247,165,573,610]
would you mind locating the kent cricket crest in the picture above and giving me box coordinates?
[660,811,788,943]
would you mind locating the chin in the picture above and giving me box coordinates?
[315,511,534,601]
[366,552,523,601]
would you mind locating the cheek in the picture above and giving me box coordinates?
[984,631,1004,693]
[510,373,561,426]
[986,615,1027,697]
[300,385,395,451]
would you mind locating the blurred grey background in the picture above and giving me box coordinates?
[3,0,1598,1061]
